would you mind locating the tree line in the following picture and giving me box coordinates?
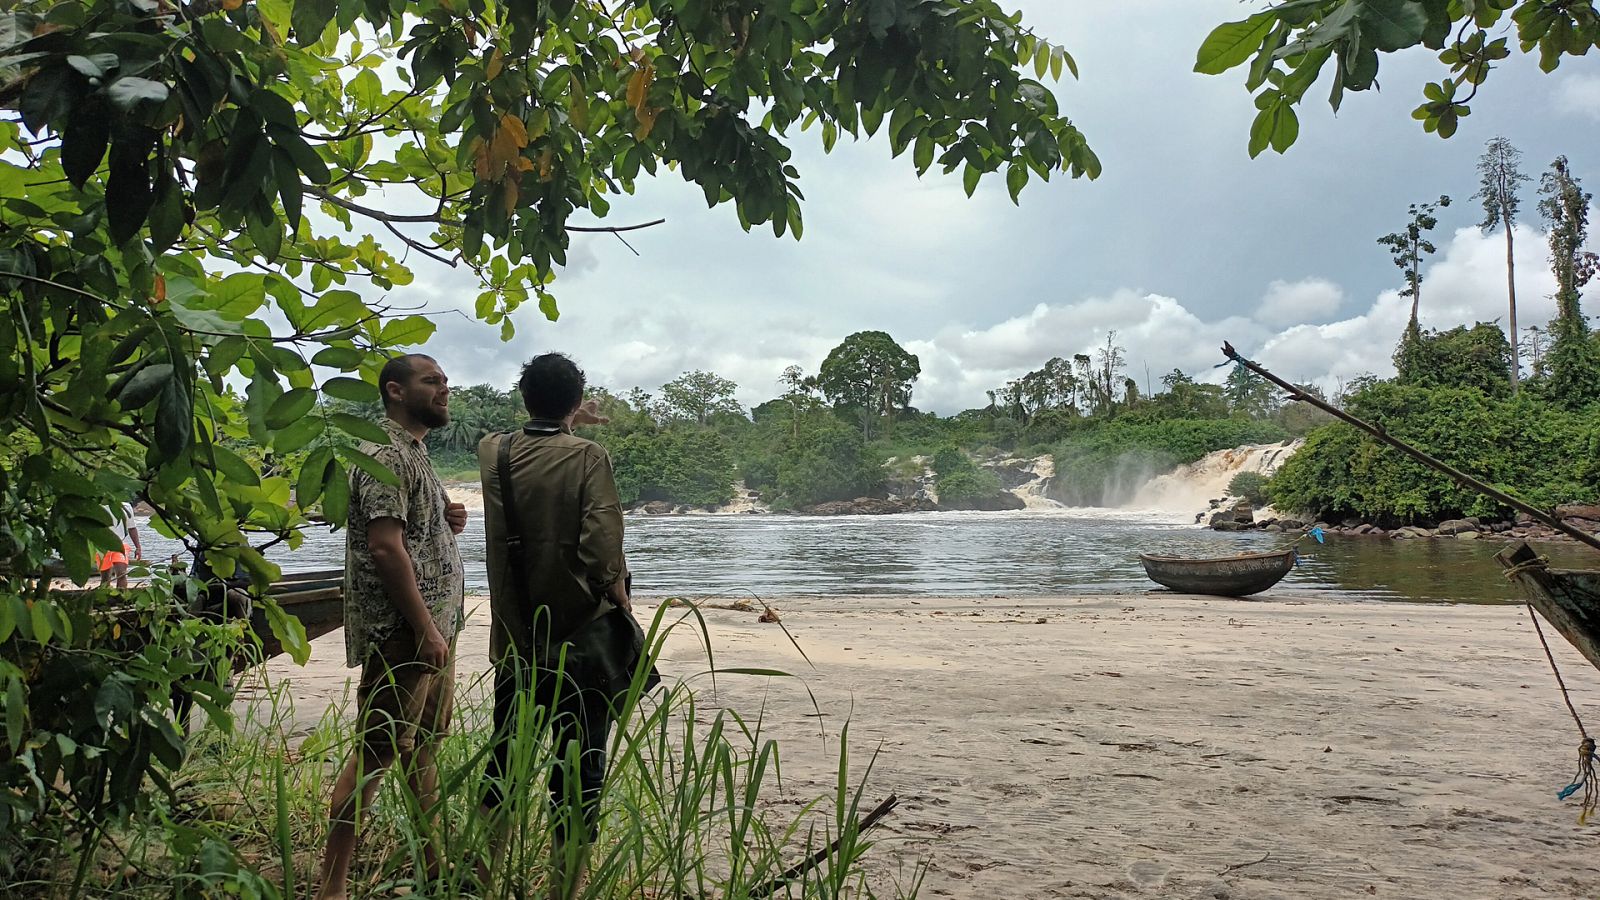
[1271,141,1600,524]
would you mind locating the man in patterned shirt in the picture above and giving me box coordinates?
[317,353,467,900]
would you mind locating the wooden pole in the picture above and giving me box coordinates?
[1219,341,1600,555]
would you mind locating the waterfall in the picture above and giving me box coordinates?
[1008,456,1063,509]
[1125,440,1303,515]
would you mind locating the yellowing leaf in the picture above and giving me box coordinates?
[570,72,590,132]
[486,46,504,80]
[635,106,659,140]
[502,179,519,216]
[470,136,490,179]
[222,0,243,8]
[626,63,654,112]
[537,149,553,181]
[499,114,528,148]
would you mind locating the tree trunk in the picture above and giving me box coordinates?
[1409,245,1421,327]
[1505,220,1520,393]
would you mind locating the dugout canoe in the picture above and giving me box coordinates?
[1138,548,1297,597]
[1496,542,1600,673]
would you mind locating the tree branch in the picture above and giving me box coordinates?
[569,218,666,233]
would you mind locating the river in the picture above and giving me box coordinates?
[135,507,1598,604]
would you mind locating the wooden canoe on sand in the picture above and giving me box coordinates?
[1138,548,1296,597]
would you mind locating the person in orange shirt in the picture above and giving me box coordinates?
[97,502,143,590]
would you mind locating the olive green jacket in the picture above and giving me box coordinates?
[478,423,626,662]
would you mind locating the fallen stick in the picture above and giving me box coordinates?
[1219,850,1272,876]
[748,794,900,898]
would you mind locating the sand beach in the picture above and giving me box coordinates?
[247,593,1600,899]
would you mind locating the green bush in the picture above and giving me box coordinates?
[931,445,1002,504]
[612,428,736,507]
[1227,471,1270,505]
[775,421,882,507]
[1268,382,1600,524]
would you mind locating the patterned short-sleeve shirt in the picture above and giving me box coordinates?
[343,418,465,667]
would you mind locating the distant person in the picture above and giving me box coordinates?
[170,550,255,731]
[316,353,468,900]
[478,353,627,897]
[97,502,143,589]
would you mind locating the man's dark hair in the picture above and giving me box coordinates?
[519,353,586,419]
[378,353,435,408]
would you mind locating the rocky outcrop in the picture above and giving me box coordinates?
[799,497,939,516]
[1207,499,1254,531]
[940,491,1027,512]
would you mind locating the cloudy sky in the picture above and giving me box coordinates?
[401,1,1600,413]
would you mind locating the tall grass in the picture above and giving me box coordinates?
[37,604,921,899]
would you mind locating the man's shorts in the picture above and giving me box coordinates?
[96,543,130,572]
[355,628,455,757]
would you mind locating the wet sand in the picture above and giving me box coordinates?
[250,593,1600,898]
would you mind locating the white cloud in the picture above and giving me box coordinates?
[1555,72,1600,122]
[421,222,1585,416]
[1255,278,1344,327]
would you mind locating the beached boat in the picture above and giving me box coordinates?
[1496,542,1600,673]
[1138,548,1296,597]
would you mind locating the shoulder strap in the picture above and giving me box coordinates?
[496,432,533,609]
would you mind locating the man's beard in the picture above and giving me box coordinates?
[410,396,450,429]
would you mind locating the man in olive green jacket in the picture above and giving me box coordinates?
[477,352,627,894]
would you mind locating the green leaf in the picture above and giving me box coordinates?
[30,602,52,644]
[211,443,262,486]
[5,676,24,752]
[302,290,365,331]
[118,362,174,409]
[208,273,269,319]
[262,599,311,666]
[538,294,559,322]
[61,102,110,189]
[105,77,170,111]
[267,124,332,185]
[1195,14,1276,75]
[321,459,350,525]
[265,387,317,429]
[378,315,437,346]
[340,445,400,486]
[1358,0,1432,51]
[290,0,338,46]
[962,163,980,198]
[272,414,325,453]
[1006,163,1028,204]
[155,377,193,460]
[330,413,390,445]
[320,376,379,403]
[1270,103,1300,152]
[310,346,366,370]
[296,445,333,509]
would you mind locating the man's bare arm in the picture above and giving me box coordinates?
[367,517,448,668]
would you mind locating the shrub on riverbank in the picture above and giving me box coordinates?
[1268,382,1600,524]
[930,446,1005,506]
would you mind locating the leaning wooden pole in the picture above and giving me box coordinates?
[1219,341,1600,555]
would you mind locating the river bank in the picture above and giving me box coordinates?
[245,593,1600,899]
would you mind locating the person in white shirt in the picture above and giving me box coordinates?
[98,502,143,590]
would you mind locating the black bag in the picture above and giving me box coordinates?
[497,432,660,706]
[556,603,661,700]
